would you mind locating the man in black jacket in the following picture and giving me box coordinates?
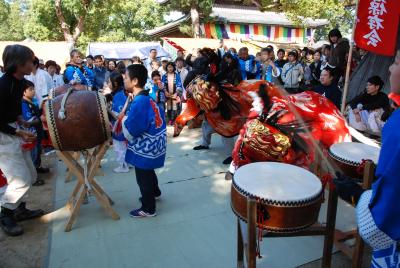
[0,45,44,236]
[313,67,342,109]
[348,76,390,134]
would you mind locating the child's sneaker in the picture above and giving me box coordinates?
[113,165,129,173]
[129,209,156,218]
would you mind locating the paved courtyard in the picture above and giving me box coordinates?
[45,127,357,268]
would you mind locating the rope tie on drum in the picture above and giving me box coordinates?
[81,150,92,203]
[58,86,74,120]
[256,198,269,259]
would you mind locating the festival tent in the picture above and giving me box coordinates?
[87,42,170,60]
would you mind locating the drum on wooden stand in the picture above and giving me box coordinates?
[231,162,323,233]
[328,142,380,179]
[45,89,111,151]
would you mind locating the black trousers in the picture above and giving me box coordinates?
[134,167,161,214]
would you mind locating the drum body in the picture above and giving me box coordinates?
[45,90,111,151]
[231,162,323,233]
[328,142,380,179]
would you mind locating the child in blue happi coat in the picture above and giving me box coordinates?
[145,70,166,113]
[21,80,48,186]
[109,72,131,173]
[122,64,167,218]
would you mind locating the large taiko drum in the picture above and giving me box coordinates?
[328,142,380,179]
[231,162,323,233]
[45,90,111,151]
[49,84,88,99]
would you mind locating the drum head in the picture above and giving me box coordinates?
[329,142,380,165]
[233,162,322,203]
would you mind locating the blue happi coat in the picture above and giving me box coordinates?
[238,55,260,80]
[122,90,167,170]
[64,64,95,87]
[112,88,130,141]
[356,109,400,267]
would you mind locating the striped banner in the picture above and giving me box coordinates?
[202,23,312,44]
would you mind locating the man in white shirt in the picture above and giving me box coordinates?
[45,60,64,88]
[25,57,53,106]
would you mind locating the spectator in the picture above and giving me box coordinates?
[93,55,109,91]
[162,62,182,125]
[238,47,260,80]
[132,56,143,65]
[216,52,242,86]
[64,49,95,89]
[216,39,227,59]
[38,59,45,70]
[21,80,48,182]
[116,61,126,75]
[255,52,262,62]
[109,72,131,173]
[86,55,94,69]
[313,67,341,108]
[159,57,169,77]
[309,50,323,85]
[348,76,390,134]
[108,60,117,72]
[0,44,44,236]
[177,50,185,59]
[228,47,237,57]
[25,57,52,106]
[175,57,188,92]
[260,47,280,83]
[274,48,287,85]
[148,59,161,78]
[281,50,304,93]
[304,49,315,86]
[145,70,165,112]
[300,47,308,65]
[45,60,64,88]
[328,29,350,81]
[144,48,158,75]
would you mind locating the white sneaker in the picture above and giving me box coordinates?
[113,166,129,173]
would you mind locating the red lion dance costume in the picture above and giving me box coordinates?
[229,84,351,174]
[174,77,351,174]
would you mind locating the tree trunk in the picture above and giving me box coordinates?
[54,0,90,45]
[347,26,400,102]
[190,5,200,38]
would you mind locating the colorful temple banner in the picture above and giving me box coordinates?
[202,23,312,44]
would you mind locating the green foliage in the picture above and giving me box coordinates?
[0,0,166,49]
[253,0,354,41]
[167,0,214,17]
[0,0,25,41]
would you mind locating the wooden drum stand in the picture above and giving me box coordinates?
[57,141,120,232]
[236,151,338,268]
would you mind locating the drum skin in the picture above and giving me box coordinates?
[45,90,111,151]
[231,183,323,233]
[50,84,87,99]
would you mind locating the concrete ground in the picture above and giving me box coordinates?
[10,127,369,268]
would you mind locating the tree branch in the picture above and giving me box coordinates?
[55,0,73,42]
[71,0,91,42]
